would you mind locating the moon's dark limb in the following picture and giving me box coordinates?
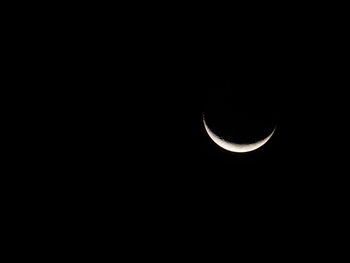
[204,86,278,148]
[203,114,276,153]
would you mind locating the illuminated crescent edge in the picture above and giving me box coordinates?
[203,114,276,153]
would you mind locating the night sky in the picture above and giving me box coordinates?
[120,27,348,225]
[50,8,348,247]
[12,3,350,257]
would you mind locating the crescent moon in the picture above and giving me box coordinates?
[203,114,276,153]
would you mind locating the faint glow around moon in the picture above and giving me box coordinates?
[203,114,276,153]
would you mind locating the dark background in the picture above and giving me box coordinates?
[106,31,342,216]
[19,5,348,249]
[76,8,348,221]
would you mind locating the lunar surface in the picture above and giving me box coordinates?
[203,114,276,153]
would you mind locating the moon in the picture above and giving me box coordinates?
[203,114,276,153]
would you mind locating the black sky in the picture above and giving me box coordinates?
[43,7,348,242]
[10,3,350,255]
[116,18,349,216]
